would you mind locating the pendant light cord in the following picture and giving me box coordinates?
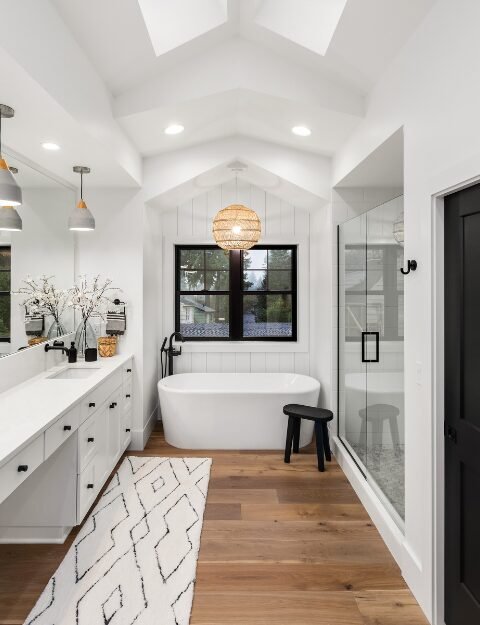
[80,171,83,200]
[0,113,3,156]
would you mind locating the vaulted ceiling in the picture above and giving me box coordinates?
[52,0,436,158]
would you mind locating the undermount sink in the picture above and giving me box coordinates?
[48,367,100,380]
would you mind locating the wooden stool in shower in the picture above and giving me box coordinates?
[358,404,400,453]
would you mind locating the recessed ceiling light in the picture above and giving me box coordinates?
[42,142,61,151]
[164,124,184,135]
[292,126,312,137]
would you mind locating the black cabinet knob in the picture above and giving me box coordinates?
[63,425,72,431]
[109,402,117,409]
[125,428,131,432]
[17,465,28,472]
[87,437,94,443]
[126,394,131,398]
[89,402,95,408]
[87,483,94,489]
[126,368,132,373]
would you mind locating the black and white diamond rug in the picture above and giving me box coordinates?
[24,456,212,625]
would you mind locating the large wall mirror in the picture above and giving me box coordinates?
[0,155,76,358]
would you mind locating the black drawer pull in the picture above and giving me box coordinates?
[17,465,28,473]
[89,402,95,408]
[63,425,72,431]
[125,428,131,432]
[126,368,132,373]
[87,437,94,443]
[87,483,94,489]
[126,394,131,398]
[109,402,117,409]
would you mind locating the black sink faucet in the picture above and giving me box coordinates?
[45,340,77,363]
[167,332,184,376]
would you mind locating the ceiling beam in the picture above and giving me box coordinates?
[114,38,364,121]
[142,136,332,205]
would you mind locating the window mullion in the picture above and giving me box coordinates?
[230,250,242,340]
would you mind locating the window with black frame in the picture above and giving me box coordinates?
[0,246,11,342]
[175,245,297,341]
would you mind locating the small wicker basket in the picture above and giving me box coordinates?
[98,336,117,358]
[28,336,47,347]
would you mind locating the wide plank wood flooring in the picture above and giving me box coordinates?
[0,424,428,625]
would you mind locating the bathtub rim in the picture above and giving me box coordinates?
[158,372,320,396]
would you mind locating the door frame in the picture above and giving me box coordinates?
[432,174,480,625]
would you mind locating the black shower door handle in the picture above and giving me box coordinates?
[361,331,380,363]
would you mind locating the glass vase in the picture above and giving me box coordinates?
[75,319,97,358]
[47,318,67,340]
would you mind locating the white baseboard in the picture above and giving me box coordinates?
[0,525,72,544]
[129,405,158,450]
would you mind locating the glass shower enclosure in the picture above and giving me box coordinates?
[338,196,405,524]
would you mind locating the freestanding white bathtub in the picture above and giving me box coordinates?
[158,373,321,450]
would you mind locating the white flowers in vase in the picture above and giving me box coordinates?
[70,275,120,356]
[13,275,71,337]
[70,275,119,323]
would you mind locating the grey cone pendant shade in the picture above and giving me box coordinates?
[0,105,22,207]
[69,165,95,231]
[0,166,22,231]
[0,205,23,231]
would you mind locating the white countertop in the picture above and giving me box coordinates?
[0,354,133,469]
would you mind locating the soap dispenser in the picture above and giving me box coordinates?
[68,341,77,364]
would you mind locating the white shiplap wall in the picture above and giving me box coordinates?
[159,180,312,376]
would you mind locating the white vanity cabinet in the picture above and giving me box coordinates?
[0,354,134,543]
[76,359,134,525]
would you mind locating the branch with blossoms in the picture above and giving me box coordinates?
[70,275,120,323]
[12,275,71,323]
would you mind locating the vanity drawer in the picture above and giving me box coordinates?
[78,408,106,473]
[45,406,80,460]
[80,369,122,423]
[0,436,44,505]
[123,379,133,413]
[122,359,133,385]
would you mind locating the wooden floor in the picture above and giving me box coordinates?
[0,424,428,625]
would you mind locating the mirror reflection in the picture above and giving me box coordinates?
[0,155,75,358]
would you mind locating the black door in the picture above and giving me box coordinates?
[445,184,480,624]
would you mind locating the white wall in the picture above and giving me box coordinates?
[332,0,480,621]
[74,188,148,449]
[157,179,326,385]
[142,203,161,440]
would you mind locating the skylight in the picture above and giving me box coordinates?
[254,0,348,56]
[137,0,228,57]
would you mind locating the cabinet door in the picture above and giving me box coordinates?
[121,408,133,451]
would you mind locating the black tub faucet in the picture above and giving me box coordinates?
[167,332,184,376]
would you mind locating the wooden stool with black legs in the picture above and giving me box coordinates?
[283,404,334,472]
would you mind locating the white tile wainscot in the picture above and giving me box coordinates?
[0,354,134,543]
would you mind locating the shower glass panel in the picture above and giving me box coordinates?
[338,213,367,468]
[338,196,405,524]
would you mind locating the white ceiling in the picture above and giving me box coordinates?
[335,127,404,188]
[52,0,436,160]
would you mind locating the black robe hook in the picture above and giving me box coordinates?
[400,259,417,275]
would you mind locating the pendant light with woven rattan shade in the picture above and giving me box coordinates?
[212,164,261,250]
